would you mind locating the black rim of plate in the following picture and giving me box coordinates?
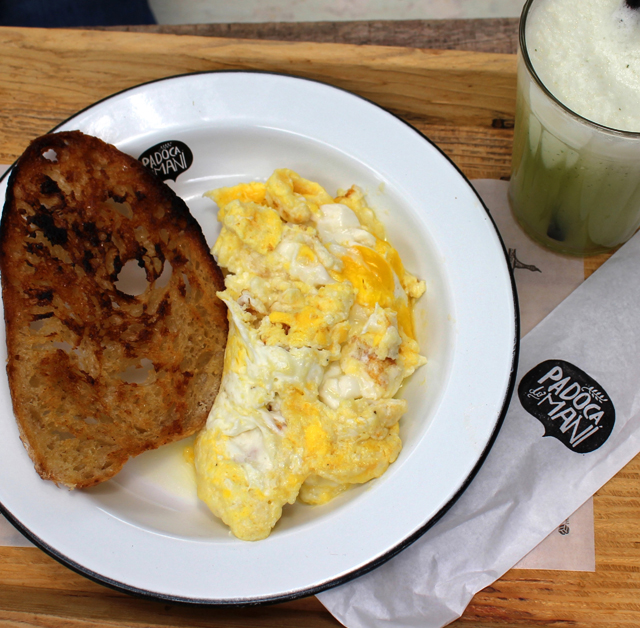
[0,69,521,607]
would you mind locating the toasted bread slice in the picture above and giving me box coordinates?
[0,131,228,489]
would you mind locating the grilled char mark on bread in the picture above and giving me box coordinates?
[0,131,228,489]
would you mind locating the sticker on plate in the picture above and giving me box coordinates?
[139,140,193,182]
[518,359,615,453]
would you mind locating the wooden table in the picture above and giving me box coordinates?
[0,20,636,628]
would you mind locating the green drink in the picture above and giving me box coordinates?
[509,0,640,257]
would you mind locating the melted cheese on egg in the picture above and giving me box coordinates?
[195,168,426,541]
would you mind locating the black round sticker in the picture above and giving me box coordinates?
[518,359,615,454]
[139,140,193,182]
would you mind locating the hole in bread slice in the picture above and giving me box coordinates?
[116,358,156,385]
[115,259,149,296]
[42,149,58,162]
[30,319,46,332]
[155,260,173,289]
[104,197,133,220]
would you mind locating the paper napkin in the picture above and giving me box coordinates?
[473,180,593,573]
[319,181,640,627]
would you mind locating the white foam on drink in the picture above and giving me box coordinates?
[527,0,640,132]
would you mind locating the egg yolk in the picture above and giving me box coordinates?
[207,181,267,208]
[333,244,415,339]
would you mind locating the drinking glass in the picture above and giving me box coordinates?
[509,0,640,256]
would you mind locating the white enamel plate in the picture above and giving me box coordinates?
[0,72,518,604]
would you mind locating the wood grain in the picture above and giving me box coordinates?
[0,26,516,166]
[95,18,521,55]
[0,570,340,628]
[0,22,638,628]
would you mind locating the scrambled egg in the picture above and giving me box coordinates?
[194,169,426,541]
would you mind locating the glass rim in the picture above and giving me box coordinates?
[519,0,640,139]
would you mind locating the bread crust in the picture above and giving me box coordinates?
[0,131,228,489]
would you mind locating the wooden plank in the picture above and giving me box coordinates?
[96,18,521,55]
[0,575,340,628]
[0,26,516,165]
[0,23,639,628]
[413,122,514,180]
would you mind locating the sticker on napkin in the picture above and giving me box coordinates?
[319,178,640,628]
[518,359,615,453]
